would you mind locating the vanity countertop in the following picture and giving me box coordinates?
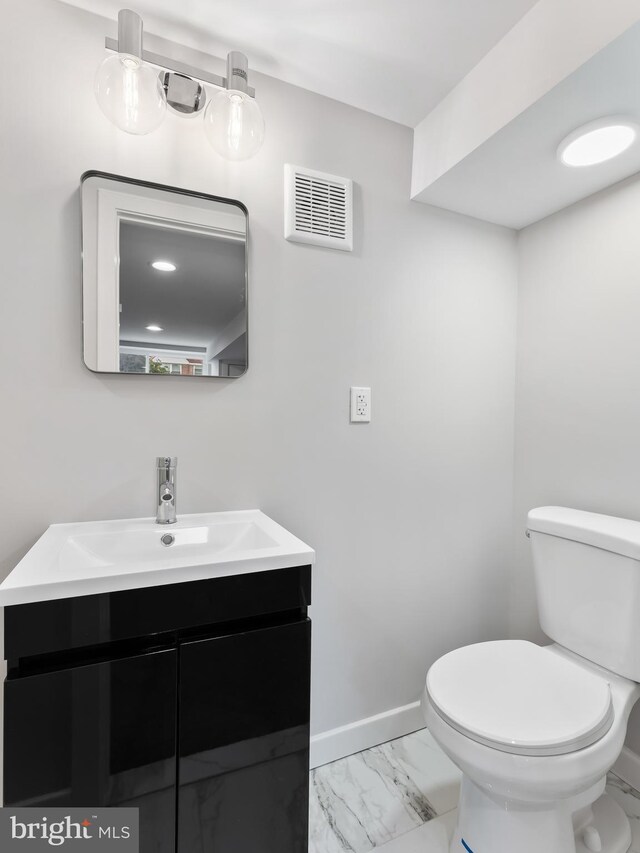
[0,510,314,607]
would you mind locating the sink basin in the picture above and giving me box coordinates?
[0,511,314,606]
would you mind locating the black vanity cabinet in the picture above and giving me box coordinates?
[3,566,311,853]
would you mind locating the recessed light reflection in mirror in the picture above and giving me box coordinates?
[151,260,177,272]
[146,325,164,332]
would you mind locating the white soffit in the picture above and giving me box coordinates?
[414,21,640,230]
[58,0,538,127]
[411,0,640,217]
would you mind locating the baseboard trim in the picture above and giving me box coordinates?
[613,746,640,791]
[310,700,424,769]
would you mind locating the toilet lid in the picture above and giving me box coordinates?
[426,641,614,756]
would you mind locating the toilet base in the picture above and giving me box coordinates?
[450,779,631,853]
[575,794,633,853]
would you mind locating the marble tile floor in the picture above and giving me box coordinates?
[309,727,640,853]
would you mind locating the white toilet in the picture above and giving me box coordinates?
[423,506,640,853]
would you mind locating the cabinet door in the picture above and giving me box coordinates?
[178,619,311,853]
[4,648,177,853]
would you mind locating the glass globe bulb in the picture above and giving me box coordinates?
[204,89,265,161]
[95,53,166,135]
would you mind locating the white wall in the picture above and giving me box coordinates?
[0,0,518,759]
[514,171,640,754]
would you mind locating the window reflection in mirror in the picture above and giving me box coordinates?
[81,173,248,378]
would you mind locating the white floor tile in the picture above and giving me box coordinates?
[309,747,431,853]
[309,727,458,853]
[373,811,457,853]
[376,728,461,817]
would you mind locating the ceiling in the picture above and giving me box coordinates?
[119,221,246,349]
[60,0,539,126]
[417,21,640,229]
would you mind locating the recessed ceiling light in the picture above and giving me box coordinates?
[151,260,177,272]
[558,118,638,167]
[146,325,163,332]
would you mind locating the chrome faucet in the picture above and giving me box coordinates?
[156,457,177,524]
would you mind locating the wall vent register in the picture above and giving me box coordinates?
[284,165,353,251]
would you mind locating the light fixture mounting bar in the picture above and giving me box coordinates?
[104,37,256,98]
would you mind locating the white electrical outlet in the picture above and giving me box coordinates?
[350,387,371,422]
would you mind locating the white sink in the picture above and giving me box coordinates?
[0,510,314,606]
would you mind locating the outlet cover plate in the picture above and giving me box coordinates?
[350,386,371,422]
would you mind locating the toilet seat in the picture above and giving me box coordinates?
[426,640,614,756]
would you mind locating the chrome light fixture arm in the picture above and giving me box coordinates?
[103,36,256,98]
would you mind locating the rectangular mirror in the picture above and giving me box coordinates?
[81,172,247,377]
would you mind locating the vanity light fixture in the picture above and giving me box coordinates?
[146,324,164,332]
[95,9,265,160]
[151,260,177,272]
[558,117,638,167]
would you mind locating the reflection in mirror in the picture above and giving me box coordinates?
[81,173,247,377]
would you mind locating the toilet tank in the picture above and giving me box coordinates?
[528,506,640,682]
